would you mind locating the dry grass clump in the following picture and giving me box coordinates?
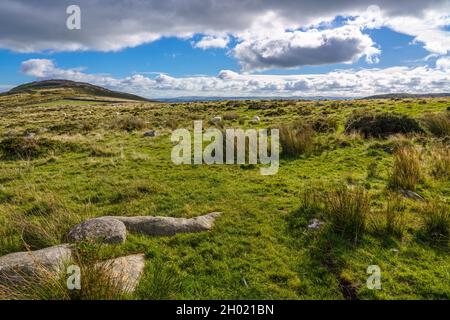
[279,121,315,157]
[429,144,450,180]
[7,192,85,250]
[383,194,407,238]
[420,112,450,137]
[0,243,129,300]
[223,112,239,121]
[111,116,146,132]
[389,145,422,190]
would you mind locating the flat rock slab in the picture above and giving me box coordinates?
[0,244,72,284]
[106,212,221,236]
[67,217,127,244]
[99,254,146,293]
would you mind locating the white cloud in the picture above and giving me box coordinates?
[193,35,230,49]
[436,56,450,70]
[20,59,450,98]
[233,25,380,71]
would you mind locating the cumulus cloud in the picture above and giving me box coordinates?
[233,25,380,71]
[20,59,450,98]
[193,35,230,49]
[1,1,449,71]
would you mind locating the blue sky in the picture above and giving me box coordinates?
[0,1,449,97]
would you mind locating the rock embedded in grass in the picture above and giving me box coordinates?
[0,244,72,284]
[399,189,425,201]
[99,254,145,293]
[143,130,156,137]
[67,217,127,244]
[106,212,222,236]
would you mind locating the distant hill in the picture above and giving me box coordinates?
[1,79,151,104]
[362,93,450,99]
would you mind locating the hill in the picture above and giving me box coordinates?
[362,92,450,99]
[0,79,151,106]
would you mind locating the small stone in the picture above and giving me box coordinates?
[308,218,324,230]
[211,116,222,124]
[250,116,260,123]
[143,130,156,137]
[67,217,127,244]
[399,189,425,201]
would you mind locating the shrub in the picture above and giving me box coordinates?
[279,122,315,157]
[324,185,369,241]
[420,112,450,137]
[429,144,450,180]
[311,116,338,133]
[345,112,424,138]
[389,145,422,190]
[419,201,449,245]
[112,116,146,132]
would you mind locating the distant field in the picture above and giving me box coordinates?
[0,96,449,299]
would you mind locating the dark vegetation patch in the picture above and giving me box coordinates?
[345,112,424,138]
[0,136,81,160]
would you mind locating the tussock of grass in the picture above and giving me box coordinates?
[0,243,130,300]
[324,185,369,242]
[7,193,85,250]
[279,122,315,157]
[111,116,146,132]
[384,194,407,238]
[421,112,450,137]
[389,145,422,190]
[429,144,450,180]
[419,201,449,245]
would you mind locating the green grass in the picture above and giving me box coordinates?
[0,96,449,299]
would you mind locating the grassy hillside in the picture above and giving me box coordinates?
[0,80,151,108]
[0,93,448,299]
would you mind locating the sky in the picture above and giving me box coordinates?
[0,0,449,98]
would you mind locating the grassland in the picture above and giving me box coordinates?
[0,92,449,300]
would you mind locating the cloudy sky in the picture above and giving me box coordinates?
[0,0,449,98]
